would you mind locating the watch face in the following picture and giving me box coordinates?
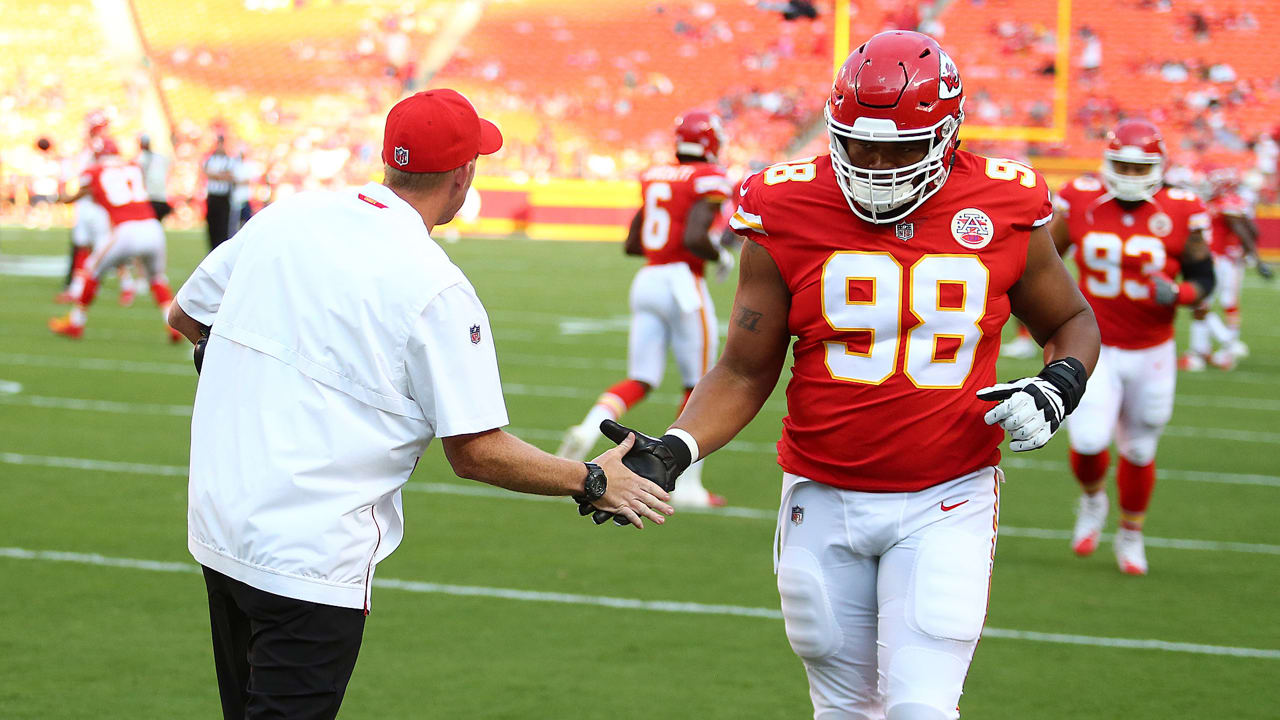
[584,468,607,501]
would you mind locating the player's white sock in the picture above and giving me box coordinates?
[66,275,85,300]
[1188,318,1212,356]
[1205,312,1232,345]
[582,403,617,432]
[69,306,86,327]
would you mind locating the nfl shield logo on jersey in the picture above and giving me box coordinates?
[790,505,804,526]
[951,208,994,249]
[394,146,410,166]
[470,324,482,344]
[895,221,914,241]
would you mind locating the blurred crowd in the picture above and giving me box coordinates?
[3,0,1280,231]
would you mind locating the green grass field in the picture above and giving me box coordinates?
[1,227,1277,718]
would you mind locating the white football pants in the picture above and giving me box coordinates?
[774,467,1002,720]
[626,262,717,388]
[84,218,168,282]
[1212,254,1242,309]
[1065,340,1176,465]
[72,198,110,248]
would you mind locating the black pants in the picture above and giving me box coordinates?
[206,193,232,251]
[202,566,366,720]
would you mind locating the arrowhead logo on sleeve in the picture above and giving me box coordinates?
[469,324,482,344]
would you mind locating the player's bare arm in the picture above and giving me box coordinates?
[670,238,791,453]
[58,186,90,204]
[1225,214,1272,277]
[1047,212,1072,256]
[681,199,723,261]
[623,208,644,256]
[1008,225,1100,373]
[441,429,673,528]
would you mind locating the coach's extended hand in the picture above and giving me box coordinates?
[573,420,693,526]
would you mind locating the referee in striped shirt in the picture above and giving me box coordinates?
[202,135,239,251]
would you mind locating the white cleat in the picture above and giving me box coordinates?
[667,461,726,509]
[556,422,599,462]
[1209,348,1238,371]
[1071,492,1109,557]
[1000,335,1038,359]
[1228,340,1249,359]
[1177,352,1206,372]
[1114,528,1149,575]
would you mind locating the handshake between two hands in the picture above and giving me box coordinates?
[571,420,689,529]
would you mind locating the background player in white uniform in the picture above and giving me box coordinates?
[1051,119,1216,575]
[557,111,734,508]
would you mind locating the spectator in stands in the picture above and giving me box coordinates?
[1078,26,1102,81]
[202,134,239,251]
[138,134,172,222]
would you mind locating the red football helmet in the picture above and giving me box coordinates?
[91,136,119,159]
[85,110,109,138]
[827,31,965,224]
[1101,119,1166,201]
[674,111,724,162]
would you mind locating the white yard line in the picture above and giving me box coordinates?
[3,452,1277,555]
[1,545,1276,659]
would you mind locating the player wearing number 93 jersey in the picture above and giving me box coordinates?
[597,31,1100,719]
[1050,119,1215,576]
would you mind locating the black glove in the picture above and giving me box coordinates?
[573,420,693,527]
[975,357,1087,452]
[600,420,692,492]
[1257,260,1274,281]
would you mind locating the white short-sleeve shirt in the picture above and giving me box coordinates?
[176,182,508,610]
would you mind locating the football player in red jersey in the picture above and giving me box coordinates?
[592,32,1099,719]
[556,111,735,508]
[1050,119,1216,575]
[1182,168,1273,371]
[50,142,179,341]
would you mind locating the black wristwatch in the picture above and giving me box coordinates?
[580,462,607,503]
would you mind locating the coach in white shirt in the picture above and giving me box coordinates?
[168,89,673,720]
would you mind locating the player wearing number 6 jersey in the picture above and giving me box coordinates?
[1050,119,1215,576]
[557,110,733,508]
[597,31,1099,719]
[50,150,178,341]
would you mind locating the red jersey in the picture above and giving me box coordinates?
[1056,176,1209,349]
[80,159,156,227]
[729,151,1053,492]
[638,161,730,276]
[1207,191,1251,259]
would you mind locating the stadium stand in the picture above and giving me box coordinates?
[2,0,1279,235]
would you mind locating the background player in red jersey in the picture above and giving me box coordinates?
[1182,167,1273,371]
[557,111,734,508]
[50,143,179,341]
[590,32,1099,719]
[1050,119,1216,575]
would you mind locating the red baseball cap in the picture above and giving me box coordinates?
[382,89,502,173]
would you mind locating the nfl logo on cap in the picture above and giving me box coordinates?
[394,146,409,166]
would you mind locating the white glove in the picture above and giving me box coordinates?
[976,358,1087,452]
[714,245,736,283]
